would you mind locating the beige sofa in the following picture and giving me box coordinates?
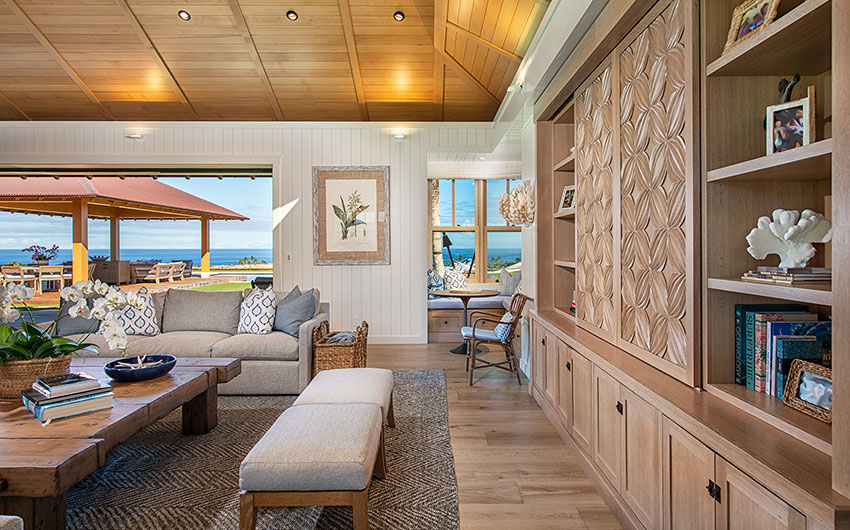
[63,289,329,395]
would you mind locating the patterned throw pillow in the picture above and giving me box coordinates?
[498,268,522,296]
[238,287,276,335]
[115,287,159,336]
[427,269,444,299]
[493,312,515,342]
[443,269,468,290]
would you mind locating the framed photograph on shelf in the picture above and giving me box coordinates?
[559,185,576,212]
[722,0,781,55]
[766,86,815,155]
[783,359,832,423]
[313,166,390,265]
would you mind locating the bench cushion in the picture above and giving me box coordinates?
[161,289,242,334]
[293,368,393,421]
[426,295,510,310]
[239,403,382,492]
[211,331,299,361]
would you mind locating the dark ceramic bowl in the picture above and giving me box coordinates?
[104,355,177,382]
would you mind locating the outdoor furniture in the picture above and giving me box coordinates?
[36,265,71,292]
[463,292,529,386]
[0,357,242,530]
[429,289,500,354]
[293,367,395,427]
[251,276,273,290]
[90,260,130,284]
[169,262,186,281]
[130,262,174,284]
[239,403,387,530]
[0,266,39,291]
[178,259,194,278]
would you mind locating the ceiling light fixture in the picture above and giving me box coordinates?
[393,130,405,142]
[286,10,298,21]
[177,10,191,21]
[479,156,486,160]
[125,132,144,141]
[506,83,522,93]
[393,11,405,21]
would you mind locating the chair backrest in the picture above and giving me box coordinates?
[498,292,530,342]
[88,263,96,281]
[39,265,62,275]
[1,265,21,275]
[171,262,186,276]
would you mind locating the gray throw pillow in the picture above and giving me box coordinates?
[273,288,317,337]
[55,298,100,336]
[498,268,522,296]
[161,289,242,334]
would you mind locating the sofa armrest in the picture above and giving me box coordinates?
[297,311,329,392]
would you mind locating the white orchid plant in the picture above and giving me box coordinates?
[0,279,144,367]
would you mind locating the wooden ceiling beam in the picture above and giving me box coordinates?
[113,0,198,120]
[337,0,369,121]
[433,0,447,120]
[227,0,285,121]
[447,21,523,62]
[0,91,28,120]
[439,50,501,105]
[3,0,113,120]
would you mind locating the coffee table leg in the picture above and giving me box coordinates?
[0,494,66,530]
[182,384,218,434]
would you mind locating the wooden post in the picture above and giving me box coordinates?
[72,199,89,283]
[110,216,120,261]
[200,216,210,278]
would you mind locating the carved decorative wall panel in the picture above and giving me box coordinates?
[575,65,615,334]
[618,0,689,368]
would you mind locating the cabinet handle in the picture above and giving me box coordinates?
[542,337,546,346]
[566,361,571,371]
[616,401,623,415]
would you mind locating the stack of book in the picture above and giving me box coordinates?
[22,372,113,424]
[734,304,831,399]
[741,267,832,285]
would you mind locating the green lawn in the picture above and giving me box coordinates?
[190,282,251,292]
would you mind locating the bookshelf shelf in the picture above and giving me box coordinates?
[707,383,832,455]
[554,208,575,219]
[707,277,832,306]
[706,0,831,77]
[554,306,575,321]
[554,154,575,172]
[554,260,576,269]
[706,139,832,183]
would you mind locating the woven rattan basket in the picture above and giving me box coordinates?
[0,354,73,398]
[311,320,368,377]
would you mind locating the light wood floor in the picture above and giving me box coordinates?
[368,343,621,530]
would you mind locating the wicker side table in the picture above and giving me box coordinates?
[311,320,369,377]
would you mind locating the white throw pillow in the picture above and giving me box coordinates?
[115,287,159,336]
[239,287,276,335]
[494,312,515,342]
[443,269,468,290]
[498,268,522,296]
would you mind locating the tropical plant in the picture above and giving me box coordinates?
[0,280,145,367]
[238,256,268,265]
[332,190,369,240]
[22,244,60,262]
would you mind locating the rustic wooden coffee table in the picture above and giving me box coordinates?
[0,357,241,530]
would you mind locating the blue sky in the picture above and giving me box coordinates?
[0,178,273,250]
[435,178,521,252]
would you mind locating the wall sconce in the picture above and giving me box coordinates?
[393,130,406,142]
[125,132,144,141]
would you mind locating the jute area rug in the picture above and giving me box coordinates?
[66,369,459,529]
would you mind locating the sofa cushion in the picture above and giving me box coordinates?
[64,333,148,356]
[152,291,166,329]
[238,287,276,335]
[116,287,159,336]
[239,403,382,492]
[161,289,242,334]
[273,289,316,337]
[126,331,231,358]
[211,331,299,361]
[55,297,101,336]
[293,368,394,422]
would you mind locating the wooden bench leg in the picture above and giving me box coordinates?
[351,490,369,530]
[374,427,387,480]
[239,492,257,530]
[386,393,396,428]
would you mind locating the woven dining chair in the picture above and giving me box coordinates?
[462,292,529,386]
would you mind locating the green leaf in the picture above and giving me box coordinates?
[339,196,347,214]
[332,205,347,222]
[352,220,366,226]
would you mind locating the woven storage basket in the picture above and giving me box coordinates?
[0,354,73,399]
[311,320,368,377]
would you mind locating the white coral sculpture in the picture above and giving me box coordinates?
[745,209,833,268]
[498,180,536,227]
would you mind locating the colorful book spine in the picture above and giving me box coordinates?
[754,313,812,393]
[734,304,804,387]
[776,338,824,400]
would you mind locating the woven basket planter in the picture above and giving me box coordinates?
[311,320,368,377]
[0,355,73,398]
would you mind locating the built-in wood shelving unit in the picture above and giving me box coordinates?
[554,260,576,269]
[553,208,575,219]
[553,154,575,172]
[707,278,833,306]
[707,138,832,182]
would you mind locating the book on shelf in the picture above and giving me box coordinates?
[775,337,825,400]
[766,320,829,395]
[754,312,817,393]
[22,386,113,423]
[757,267,831,274]
[741,267,832,285]
[33,372,100,398]
[735,304,806,387]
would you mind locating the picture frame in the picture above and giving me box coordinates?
[559,185,576,212]
[313,166,390,265]
[766,85,815,155]
[783,359,832,423]
[722,0,781,55]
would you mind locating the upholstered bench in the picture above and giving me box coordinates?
[293,367,396,427]
[239,403,387,530]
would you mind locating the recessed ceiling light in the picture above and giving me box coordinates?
[479,156,486,160]
[286,10,298,21]
[177,10,191,21]
[393,11,405,21]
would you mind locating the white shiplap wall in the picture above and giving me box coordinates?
[0,122,495,343]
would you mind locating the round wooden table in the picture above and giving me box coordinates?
[430,289,500,354]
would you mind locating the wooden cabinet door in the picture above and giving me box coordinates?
[715,457,806,530]
[661,416,714,530]
[556,340,573,427]
[570,350,594,455]
[544,331,559,406]
[531,321,545,395]
[621,388,662,529]
[593,365,622,488]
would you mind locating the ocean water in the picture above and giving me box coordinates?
[0,248,273,267]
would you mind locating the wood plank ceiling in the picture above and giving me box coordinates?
[0,0,548,121]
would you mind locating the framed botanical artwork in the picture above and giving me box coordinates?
[783,359,832,423]
[722,0,781,55]
[559,185,576,211]
[313,166,390,265]
[766,86,815,155]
